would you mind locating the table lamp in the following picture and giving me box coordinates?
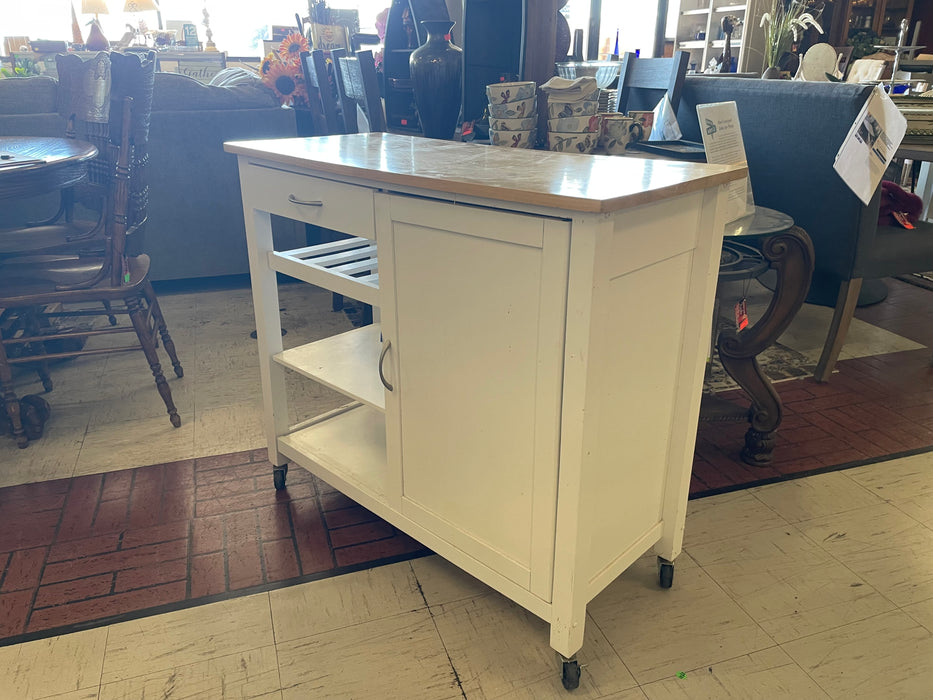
[82,0,109,21]
[124,0,163,30]
[82,0,111,50]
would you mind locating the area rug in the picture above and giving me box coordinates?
[0,449,428,647]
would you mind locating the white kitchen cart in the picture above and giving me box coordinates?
[226,134,745,690]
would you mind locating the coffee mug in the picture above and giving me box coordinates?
[627,110,655,138]
[601,116,637,154]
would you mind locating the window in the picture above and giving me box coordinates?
[3,1,391,58]
[560,0,667,59]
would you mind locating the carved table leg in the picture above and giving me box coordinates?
[717,226,814,465]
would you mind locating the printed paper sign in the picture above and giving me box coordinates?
[834,85,908,205]
[696,101,754,223]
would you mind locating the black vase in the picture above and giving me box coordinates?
[410,20,463,140]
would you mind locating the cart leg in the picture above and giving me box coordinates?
[658,556,675,589]
[273,463,288,490]
[560,654,581,691]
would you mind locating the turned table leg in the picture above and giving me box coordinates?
[717,226,814,465]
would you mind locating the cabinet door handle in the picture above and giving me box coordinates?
[379,340,394,392]
[287,194,324,207]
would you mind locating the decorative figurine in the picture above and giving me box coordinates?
[718,15,741,73]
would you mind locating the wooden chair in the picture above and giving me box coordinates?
[0,95,183,447]
[0,51,155,260]
[333,50,387,133]
[613,50,690,115]
[299,49,345,136]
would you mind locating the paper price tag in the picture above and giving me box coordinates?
[734,298,748,331]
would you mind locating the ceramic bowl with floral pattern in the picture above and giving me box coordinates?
[486,81,536,105]
[490,116,538,131]
[547,131,597,154]
[547,114,603,134]
[490,128,537,149]
[546,99,598,120]
[489,96,537,119]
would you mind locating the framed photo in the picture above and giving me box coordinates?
[156,52,227,84]
[311,24,349,52]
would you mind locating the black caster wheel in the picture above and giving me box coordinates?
[561,659,580,690]
[273,466,288,490]
[658,557,674,589]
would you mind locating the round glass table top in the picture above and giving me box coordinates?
[724,206,793,238]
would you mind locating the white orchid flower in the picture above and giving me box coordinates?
[760,12,771,28]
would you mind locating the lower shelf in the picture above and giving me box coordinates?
[278,403,389,506]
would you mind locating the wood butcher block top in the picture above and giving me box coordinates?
[225,133,747,214]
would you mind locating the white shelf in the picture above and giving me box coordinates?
[269,237,380,307]
[274,324,385,412]
[714,4,747,11]
[710,39,742,48]
[679,40,708,49]
[681,7,711,14]
[279,404,388,505]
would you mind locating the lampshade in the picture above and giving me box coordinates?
[124,0,159,11]
[82,0,109,14]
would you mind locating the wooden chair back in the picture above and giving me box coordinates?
[53,50,155,240]
[334,50,387,133]
[300,49,344,135]
[614,51,690,115]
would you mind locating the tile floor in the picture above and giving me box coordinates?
[3,457,933,699]
[2,279,933,698]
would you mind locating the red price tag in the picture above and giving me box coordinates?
[734,298,748,331]
[893,211,915,229]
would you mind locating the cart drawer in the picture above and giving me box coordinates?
[242,162,376,239]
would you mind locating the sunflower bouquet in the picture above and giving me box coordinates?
[260,32,310,107]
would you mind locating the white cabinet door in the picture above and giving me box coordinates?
[376,193,570,598]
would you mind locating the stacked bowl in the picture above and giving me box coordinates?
[544,81,601,155]
[486,81,537,149]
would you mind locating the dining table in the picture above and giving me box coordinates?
[0,135,98,203]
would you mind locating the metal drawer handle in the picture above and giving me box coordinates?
[379,340,394,392]
[287,194,324,207]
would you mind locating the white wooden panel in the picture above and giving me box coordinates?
[608,191,703,279]
[379,194,567,592]
[274,325,385,412]
[279,404,389,502]
[583,250,694,590]
[241,162,376,239]
[279,409,553,623]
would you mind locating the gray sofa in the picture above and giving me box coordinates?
[0,69,303,281]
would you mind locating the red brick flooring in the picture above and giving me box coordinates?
[0,449,425,645]
[2,277,932,644]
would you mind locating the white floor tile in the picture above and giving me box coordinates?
[269,562,425,644]
[73,414,196,476]
[640,646,830,699]
[683,491,788,548]
[588,553,774,685]
[845,452,933,501]
[782,610,933,699]
[690,525,894,643]
[98,645,281,699]
[276,610,459,700]
[411,554,494,607]
[749,471,883,523]
[432,593,637,699]
[0,628,107,700]
[101,593,274,684]
[797,502,933,607]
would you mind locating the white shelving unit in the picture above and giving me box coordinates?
[671,0,765,74]
[227,133,745,690]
